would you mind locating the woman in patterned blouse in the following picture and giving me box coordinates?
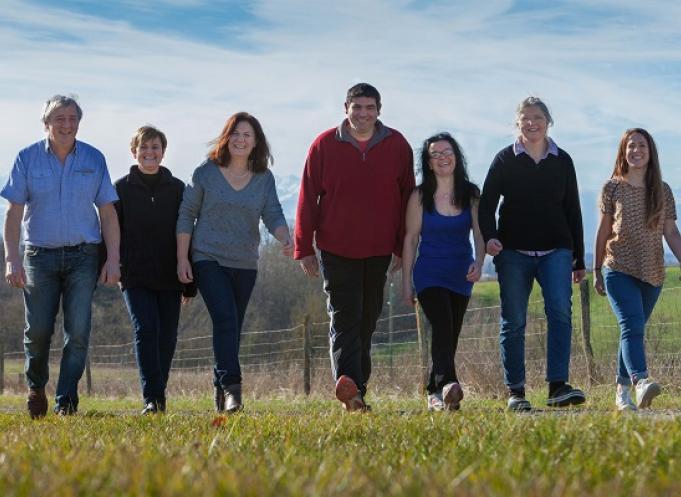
[593,128,681,411]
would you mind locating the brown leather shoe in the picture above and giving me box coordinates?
[27,387,48,419]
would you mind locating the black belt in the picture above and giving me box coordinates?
[25,242,94,252]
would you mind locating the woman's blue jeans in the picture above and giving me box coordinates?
[603,268,661,385]
[494,248,574,389]
[194,260,257,388]
[122,287,182,404]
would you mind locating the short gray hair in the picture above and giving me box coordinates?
[515,96,553,127]
[41,95,83,125]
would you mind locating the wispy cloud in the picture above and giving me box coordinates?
[1,0,681,199]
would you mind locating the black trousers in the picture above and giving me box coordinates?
[320,251,391,397]
[417,287,470,394]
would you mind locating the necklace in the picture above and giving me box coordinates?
[225,167,250,179]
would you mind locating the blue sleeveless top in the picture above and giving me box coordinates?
[413,207,474,297]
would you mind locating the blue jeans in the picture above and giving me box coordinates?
[194,260,257,388]
[22,243,99,409]
[122,287,182,403]
[603,268,661,385]
[494,249,574,389]
[320,251,391,397]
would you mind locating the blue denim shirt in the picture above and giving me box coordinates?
[1,139,118,248]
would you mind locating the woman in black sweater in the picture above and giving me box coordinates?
[115,126,195,414]
[479,97,586,411]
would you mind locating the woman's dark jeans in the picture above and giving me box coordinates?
[123,287,182,404]
[194,260,257,388]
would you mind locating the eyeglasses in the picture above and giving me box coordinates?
[430,149,454,160]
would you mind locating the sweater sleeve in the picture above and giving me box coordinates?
[176,166,204,235]
[393,138,415,257]
[478,153,503,244]
[261,172,288,235]
[563,153,585,270]
[294,140,323,259]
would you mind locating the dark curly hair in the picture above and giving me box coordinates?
[418,132,479,212]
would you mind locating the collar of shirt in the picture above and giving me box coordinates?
[513,137,558,160]
[43,138,79,156]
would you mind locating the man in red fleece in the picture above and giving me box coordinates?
[295,83,414,411]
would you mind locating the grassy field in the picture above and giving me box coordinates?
[1,390,681,497]
[2,270,681,496]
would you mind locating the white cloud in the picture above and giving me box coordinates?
[1,0,681,198]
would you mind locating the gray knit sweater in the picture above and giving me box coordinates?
[177,160,287,270]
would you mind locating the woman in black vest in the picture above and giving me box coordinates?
[115,126,195,414]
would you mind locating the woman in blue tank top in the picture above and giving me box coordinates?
[402,132,485,411]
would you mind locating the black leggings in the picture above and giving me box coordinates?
[417,287,470,394]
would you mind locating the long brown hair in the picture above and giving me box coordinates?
[208,112,272,173]
[612,128,664,229]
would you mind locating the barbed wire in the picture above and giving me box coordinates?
[5,282,681,394]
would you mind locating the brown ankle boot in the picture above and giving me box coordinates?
[224,384,243,413]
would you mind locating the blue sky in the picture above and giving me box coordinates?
[2,0,681,236]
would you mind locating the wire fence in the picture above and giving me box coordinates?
[2,280,681,397]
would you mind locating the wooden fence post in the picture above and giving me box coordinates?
[579,278,596,386]
[303,315,312,396]
[85,355,92,395]
[388,278,394,378]
[0,341,4,395]
[415,302,428,392]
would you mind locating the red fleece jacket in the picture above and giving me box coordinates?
[294,121,415,260]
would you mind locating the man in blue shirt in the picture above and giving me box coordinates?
[2,95,120,418]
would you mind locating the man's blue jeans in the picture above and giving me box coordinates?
[122,287,182,404]
[22,243,98,410]
[603,268,661,385]
[494,248,574,389]
[194,260,257,388]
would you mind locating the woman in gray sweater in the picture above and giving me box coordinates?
[177,112,292,412]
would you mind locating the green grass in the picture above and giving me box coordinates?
[1,391,681,497]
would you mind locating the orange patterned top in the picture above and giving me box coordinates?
[599,178,676,286]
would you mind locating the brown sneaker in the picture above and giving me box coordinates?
[27,387,48,419]
[335,375,366,412]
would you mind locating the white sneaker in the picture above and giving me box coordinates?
[635,378,661,409]
[615,384,636,411]
[428,392,444,411]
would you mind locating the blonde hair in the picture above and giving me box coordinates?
[515,96,553,127]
